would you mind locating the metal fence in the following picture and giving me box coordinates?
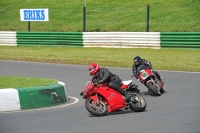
[0,1,199,32]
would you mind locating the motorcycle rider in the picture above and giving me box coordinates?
[88,63,134,102]
[132,56,164,92]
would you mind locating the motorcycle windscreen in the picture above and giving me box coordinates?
[136,64,146,73]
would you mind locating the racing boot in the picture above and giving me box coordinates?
[154,70,164,85]
[124,91,136,102]
[160,88,165,94]
[118,88,133,101]
[124,91,132,101]
[160,77,166,94]
[115,85,136,102]
[160,77,164,85]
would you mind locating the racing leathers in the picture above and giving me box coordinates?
[132,59,163,84]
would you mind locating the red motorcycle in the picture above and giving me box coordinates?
[80,79,146,116]
[136,65,164,96]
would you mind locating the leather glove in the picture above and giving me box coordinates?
[97,80,103,84]
[92,81,98,86]
[93,79,103,86]
[80,91,83,96]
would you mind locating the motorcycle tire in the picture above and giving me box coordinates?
[130,93,146,112]
[85,98,108,116]
[147,82,161,96]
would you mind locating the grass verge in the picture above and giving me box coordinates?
[0,76,58,89]
[0,46,200,72]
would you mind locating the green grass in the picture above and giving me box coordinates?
[0,0,199,32]
[0,46,200,72]
[0,76,58,89]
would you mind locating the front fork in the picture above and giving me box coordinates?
[89,94,108,111]
[90,93,99,104]
[146,77,160,90]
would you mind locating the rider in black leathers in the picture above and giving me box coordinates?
[132,56,164,86]
[88,63,134,102]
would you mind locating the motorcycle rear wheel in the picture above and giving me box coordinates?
[147,82,161,96]
[130,93,146,112]
[85,98,108,116]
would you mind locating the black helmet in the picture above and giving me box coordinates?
[133,56,141,66]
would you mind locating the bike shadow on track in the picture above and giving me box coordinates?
[87,109,148,117]
[140,90,167,96]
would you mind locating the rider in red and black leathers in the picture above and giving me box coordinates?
[89,63,134,102]
[132,56,164,85]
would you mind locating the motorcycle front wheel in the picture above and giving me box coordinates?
[130,92,146,112]
[147,82,161,96]
[85,98,108,116]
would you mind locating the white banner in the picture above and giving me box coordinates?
[20,9,49,21]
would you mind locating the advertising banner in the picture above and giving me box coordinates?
[20,9,49,21]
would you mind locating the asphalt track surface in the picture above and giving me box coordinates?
[0,60,200,133]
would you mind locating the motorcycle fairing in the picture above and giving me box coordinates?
[138,68,153,81]
[94,85,127,112]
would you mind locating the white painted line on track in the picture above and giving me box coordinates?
[0,96,79,114]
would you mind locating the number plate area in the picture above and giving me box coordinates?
[142,72,148,79]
